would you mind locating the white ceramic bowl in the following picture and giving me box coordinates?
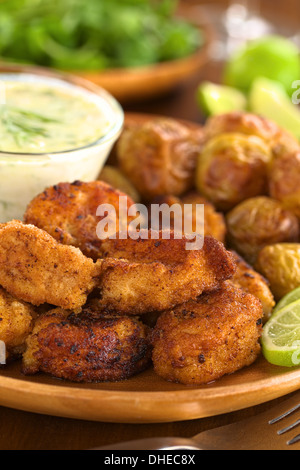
[0,64,124,222]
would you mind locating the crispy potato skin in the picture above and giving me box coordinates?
[24,180,136,260]
[226,197,299,265]
[204,112,299,157]
[0,286,36,361]
[98,232,236,315]
[227,251,275,322]
[196,112,299,211]
[0,220,102,310]
[150,192,226,244]
[196,132,272,211]
[204,112,279,140]
[117,118,204,200]
[22,308,152,382]
[256,243,300,301]
[151,283,263,385]
[269,152,300,218]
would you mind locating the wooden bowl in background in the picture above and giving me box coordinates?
[71,10,213,103]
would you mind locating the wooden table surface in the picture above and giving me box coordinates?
[1,0,300,451]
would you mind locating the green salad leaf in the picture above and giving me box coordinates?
[0,0,203,70]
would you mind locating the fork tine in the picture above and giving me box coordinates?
[288,434,300,446]
[277,418,300,435]
[269,403,300,425]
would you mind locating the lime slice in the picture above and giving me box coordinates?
[273,287,300,314]
[249,77,300,140]
[261,300,300,367]
[197,81,247,116]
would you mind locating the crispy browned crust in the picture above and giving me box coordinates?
[24,180,136,260]
[22,308,152,382]
[96,232,236,315]
[0,286,37,361]
[0,220,102,310]
[227,251,275,322]
[150,192,226,243]
[151,283,263,385]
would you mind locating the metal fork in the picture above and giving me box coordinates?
[94,391,300,450]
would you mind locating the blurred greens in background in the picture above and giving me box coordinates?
[0,0,203,70]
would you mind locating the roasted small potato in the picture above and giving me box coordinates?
[226,197,299,265]
[150,191,226,243]
[98,165,141,202]
[117,118,204,201]
[204,112,299,158]
[269,151,300,218]
[256,243,300,301]
[195,133,272,211]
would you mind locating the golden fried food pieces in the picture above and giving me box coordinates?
[24,180,136,260]
[269,151,300,218]
[0,220,102,310]
[226,197,299,265]
[256,243,300,301]
[151,283,263,385]
[151,191,226,244]
[98,232,236,315]
[117,118,204,200]
[0,286,36,361]
[227,251,275,322]
[22,307,152,382]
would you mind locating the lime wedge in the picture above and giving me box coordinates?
[224,35,300,96]
[249,77,300,140]
[197,81,247,116]
[261,300,300,367]
[273,287,300,314]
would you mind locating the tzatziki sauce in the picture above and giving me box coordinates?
[0,73,123,222]
[0,74,114,153]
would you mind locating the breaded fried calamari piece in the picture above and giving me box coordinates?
[151,192,226,243]
[98,232,236,315]
[0,286,36,361]
[0,221,102,310]
[227,251,275,322]
[22,307,152,382]
[24,180,136,260]
[151,283,263,385]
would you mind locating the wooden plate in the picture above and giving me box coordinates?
[74,42,210,104]
[0,113,299,424]
[0,357,300,423]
